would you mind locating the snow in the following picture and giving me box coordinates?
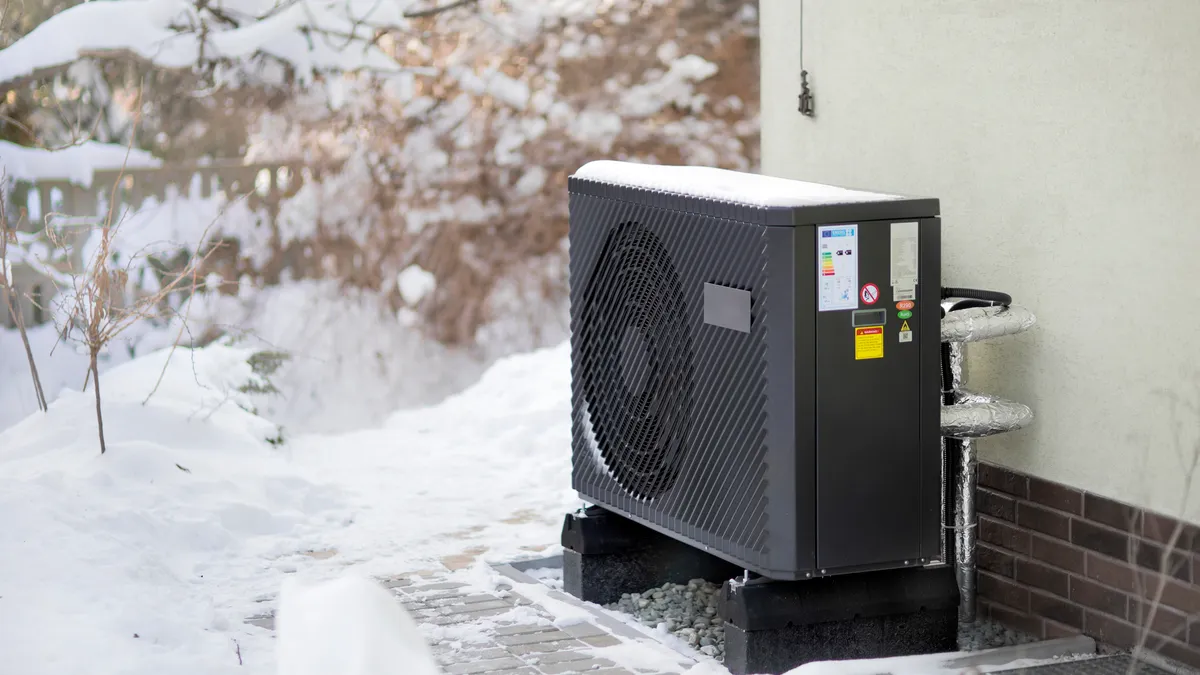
[275,575,440,675]
[0,338,581,675]
[0,321,1099,675]
[0,140,161,187]
[0,0,405,88]
[572,161,907,209]
[0,344,344,675]
[782,650,1093,674]
[396,265,437,305]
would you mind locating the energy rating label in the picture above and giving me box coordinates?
[817,225,858,312]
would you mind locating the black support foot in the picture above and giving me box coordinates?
[719,565,959,675]
[561,506,742,606]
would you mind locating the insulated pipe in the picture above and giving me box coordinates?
[947,340,977,624]
[941,305,1037,344]
[940,301,1037,626]
[956,434,979,624]
[941,396,1034,438]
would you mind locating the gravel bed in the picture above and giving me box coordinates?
[603,580,1040,663]
[958,617,1040,651]
[606,579,725,661]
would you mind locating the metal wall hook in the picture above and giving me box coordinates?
[798,70,815,117]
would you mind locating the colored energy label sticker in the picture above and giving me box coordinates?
[855,326,884,360]
[820,250,836,276]
[860,283,880,305]
[896,300,915,311]
[899,320,913,343]
[897,310,913,319]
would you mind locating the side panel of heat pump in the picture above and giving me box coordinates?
[814,219,933,572]
[567,191,794,576]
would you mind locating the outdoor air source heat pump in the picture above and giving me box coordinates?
[568,161,945,581]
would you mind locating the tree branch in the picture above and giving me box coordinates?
[403,0,480,19]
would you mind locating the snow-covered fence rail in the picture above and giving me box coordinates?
[2,159,322,330]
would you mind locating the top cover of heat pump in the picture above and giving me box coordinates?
[567,161,943,580]
[570,160,938,227]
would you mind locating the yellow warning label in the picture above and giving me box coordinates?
[855,326,884,360]
[900,320,911,332]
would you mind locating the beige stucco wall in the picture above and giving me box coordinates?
[760,0,1200,521]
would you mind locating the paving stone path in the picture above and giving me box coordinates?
[245,564,701,675]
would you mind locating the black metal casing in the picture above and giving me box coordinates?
[568,172,943,580]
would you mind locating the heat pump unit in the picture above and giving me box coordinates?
[568,161,945,580]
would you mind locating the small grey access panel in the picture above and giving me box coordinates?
[703,283,751,333]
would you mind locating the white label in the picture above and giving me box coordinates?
[890,222,919,299]
[817,224,858,312]
[899,331,913,343]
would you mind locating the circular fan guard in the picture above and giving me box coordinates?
[579,222,694,501]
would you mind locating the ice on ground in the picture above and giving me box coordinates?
[573,160,906,208]
[275,574,439,675]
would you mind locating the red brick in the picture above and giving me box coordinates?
[980,516,1032,555]
[1031,533,1086,574]
[1070,576,1129,618]
[1072,519,1133,561]
[1015,558,1069,598]
[978,464,1029,499]
[1086,552,1136,593]
[1018,502,1071,540]
[1133,538,1192,583]
[1083,493,1141,533]
[977,543,1015,578]
[979,571,1031,613]
[1030,590,1084,629]
[1084,610,1138,648]
[1151,636,1200,670]
[1028,476,1083,515]
[1154,577,1200,615]
[977,488,1017,522]
[1131,598,1193,643]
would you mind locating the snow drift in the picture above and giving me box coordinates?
[0,344,347,675]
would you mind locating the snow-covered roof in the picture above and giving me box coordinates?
[0,141,162,187]
[572,160,905,209]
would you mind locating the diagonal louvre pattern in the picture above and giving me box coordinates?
[569,189,773,569]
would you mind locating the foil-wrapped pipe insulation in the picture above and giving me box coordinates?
[941,294,1037,625]
[949,338,967,391]
[954,436,978,624]
[941,305,1037,344]
[941,395,1035,439]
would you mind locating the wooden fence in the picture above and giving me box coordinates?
[2,159,317,330]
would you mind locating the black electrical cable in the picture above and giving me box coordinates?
[941,287,1012,306]
[940,343,956,406]
[947,298,993,312]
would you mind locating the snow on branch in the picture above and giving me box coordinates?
[0,0,444,90]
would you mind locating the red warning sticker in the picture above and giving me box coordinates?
[896,300,915,311]
[860,283,880,305]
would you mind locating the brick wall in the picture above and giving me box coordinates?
[976,462,1200,668]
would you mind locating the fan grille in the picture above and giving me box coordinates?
[577,222,695,500]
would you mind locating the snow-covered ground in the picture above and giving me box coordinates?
[0,335,579,675]
[1,321,1097,675]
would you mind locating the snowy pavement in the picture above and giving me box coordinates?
[248,564,711,675]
